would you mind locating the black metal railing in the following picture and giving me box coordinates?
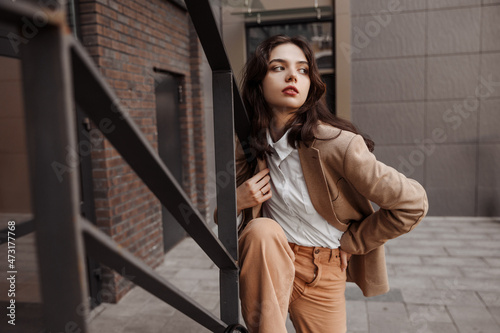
[0,0,251,332]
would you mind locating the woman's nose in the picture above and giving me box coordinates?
[286,72,297,82]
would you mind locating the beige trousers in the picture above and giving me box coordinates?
[239,218,347,333]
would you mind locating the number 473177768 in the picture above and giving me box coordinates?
[7,220,16,270]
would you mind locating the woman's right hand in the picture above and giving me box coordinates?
[237,168,272,214]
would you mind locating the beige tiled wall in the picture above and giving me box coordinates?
[0,56,31,213]
[350,1,500,216]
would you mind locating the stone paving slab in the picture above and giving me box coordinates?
[87,217,500,332]
[447,305,499,333]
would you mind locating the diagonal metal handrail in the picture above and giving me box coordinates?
[3,0,250,331]
[70,38,237,271]
[80,218,228,332]
[184,0,252,324]
[184,0,251,148]
[0,219,34,245]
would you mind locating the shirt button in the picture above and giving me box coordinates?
[314,249,320,254]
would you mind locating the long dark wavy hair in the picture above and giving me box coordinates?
[242,35,374,159]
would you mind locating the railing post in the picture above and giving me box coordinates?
[213,71,240,325]
[21,24,89,332]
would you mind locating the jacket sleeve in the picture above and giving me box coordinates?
[339,135,428,255]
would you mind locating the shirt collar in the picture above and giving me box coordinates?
[266,128,294,162]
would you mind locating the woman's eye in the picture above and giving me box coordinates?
[272,66,284,71]
[298,68,309,74]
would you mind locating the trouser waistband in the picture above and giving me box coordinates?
[288,242,340,261]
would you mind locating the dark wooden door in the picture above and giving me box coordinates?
[155,73,186,252]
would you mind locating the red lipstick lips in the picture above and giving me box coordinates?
[282,85,299,96]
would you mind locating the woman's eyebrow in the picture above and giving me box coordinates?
[269,58,286,64]
[268,58,309,65]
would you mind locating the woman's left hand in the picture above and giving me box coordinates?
[339,248,352,273]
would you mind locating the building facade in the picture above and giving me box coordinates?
[0,0,214,309]
[349,0,500,216]
[77,0,210,302]
[222,0,500,217]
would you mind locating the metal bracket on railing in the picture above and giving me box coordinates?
[224,324,249,333]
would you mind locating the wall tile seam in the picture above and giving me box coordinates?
[352,50,481,60]
[362,95,500,106]
[352,9,426,18]
[375,142,482,148]
[352,4,491,18]
[396,138,483,146]
[482,2,500,8]
[427,4,486,12]
[477,140,500,145]
[351,96,492,105]
[473,3,485,217]
[431,3,500,11]
[351,51,496,63]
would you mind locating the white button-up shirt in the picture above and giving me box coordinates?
[262,129,344,249]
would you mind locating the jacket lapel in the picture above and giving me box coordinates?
[251,158,268,218]
[248,145,348,232]
[298,144,349,232]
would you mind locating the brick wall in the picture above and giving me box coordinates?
[78,0,207,302]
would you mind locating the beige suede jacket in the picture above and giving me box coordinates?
[235,122,429,297]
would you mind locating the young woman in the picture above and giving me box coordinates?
[234,35,428,333]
